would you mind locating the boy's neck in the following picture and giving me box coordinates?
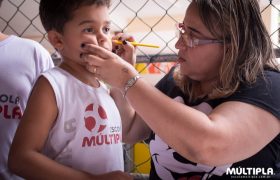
[59,61,100,88]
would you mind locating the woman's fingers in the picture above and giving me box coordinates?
[80,41,138,89]
[112,32,135,42]
[82,53,104,67]
[86,64,97,74]
[112,33,136,56]
[82,43,112,59]
[121,40,136,65]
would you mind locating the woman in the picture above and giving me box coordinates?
[82,0,280,179]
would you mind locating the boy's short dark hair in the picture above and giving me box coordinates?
[39,0,111,33]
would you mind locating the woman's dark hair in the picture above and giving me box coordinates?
[175,0,279,102]
[39,0,111,33]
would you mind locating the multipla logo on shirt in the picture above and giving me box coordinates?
[226,167,274,179]
[82,103,121,147]
[84,103,107,133]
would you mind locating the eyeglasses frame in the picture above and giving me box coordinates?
[176,23,224,48]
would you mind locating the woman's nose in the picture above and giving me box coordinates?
[175,37,186,50]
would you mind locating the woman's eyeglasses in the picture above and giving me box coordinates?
[175,23,224,48]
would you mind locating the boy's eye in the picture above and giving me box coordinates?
[83,28,94,33]
[103,27,111,34]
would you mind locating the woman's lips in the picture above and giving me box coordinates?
[177,57,186,63]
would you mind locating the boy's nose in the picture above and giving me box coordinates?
[95,33,110,49]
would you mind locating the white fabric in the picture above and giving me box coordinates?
[0,35,54,180]
[42,67,124,174]
[150,98,232,179]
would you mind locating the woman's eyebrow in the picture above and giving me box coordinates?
[187,26,203,35]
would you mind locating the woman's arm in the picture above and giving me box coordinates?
[82,44,280,166]
[110,35,151,144]
[8,77,132,180]
[110,87,151,144]
[124,78,280,166]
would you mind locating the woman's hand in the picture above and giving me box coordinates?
[112,33,136,66]
[82,43,138,90]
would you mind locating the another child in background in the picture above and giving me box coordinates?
[8,0,131,179]
[0,1,54,179]
[0,30,54,180]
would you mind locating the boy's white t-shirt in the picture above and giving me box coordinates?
[42,67,124,174]
[0,35,54,180]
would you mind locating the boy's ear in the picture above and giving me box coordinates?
[47,30,63,51]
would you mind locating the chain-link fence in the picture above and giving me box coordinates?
[0,0,279,68]
[1,0,280,176]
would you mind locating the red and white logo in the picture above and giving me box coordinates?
[84,103,108,133]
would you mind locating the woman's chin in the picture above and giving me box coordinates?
[178,64,190,75]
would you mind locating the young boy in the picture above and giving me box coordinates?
[0,0,54,179]
[8,0,131,179]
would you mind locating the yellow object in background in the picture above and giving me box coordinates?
[135,63,149,74]
[135,62,176,75]
[133,142,151,174]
